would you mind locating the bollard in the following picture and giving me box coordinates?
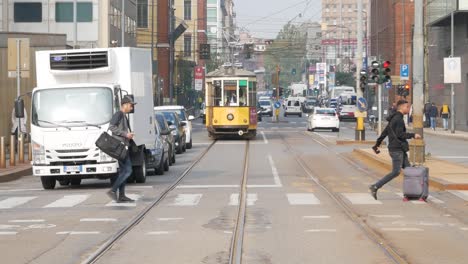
[28,142,32,162]
[0,137,5,168]
[10,135,16,166]
[19,134,24,163]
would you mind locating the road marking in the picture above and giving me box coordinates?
[57,231,101,235]
[24,224,56,229]
[147,231,178,235]
[44,194,90,208]
[9,219,45,223]
[449,190,468,201]
[381,228,424,232]
[105,194,141,207]
[461,228,468,231]
[80,218,117,222]
[247,185,282,188]
[157,218,184,221]
[0,232,17,235]
[229,193,258,206]
[170,194,202,206]
[434,156,468,159]
[127,186,154,189]
[396,193,444,204]
[261,131,268,144]
[193,142,212,146]
[176,184,282,189]
[0,224,21,229]
[287,193,321,205]
[303,216,331,219]
[0,188,43,193]
[268,155,283,187]
[305,229,337,233]
[341,193,383,205]
[224,231,233,234]
[369,215,404,219]
[0,196,37,209]
[216,142,246,145]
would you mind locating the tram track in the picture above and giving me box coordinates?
[279,132,410,264]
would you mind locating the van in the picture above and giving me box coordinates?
[285,99,303,117]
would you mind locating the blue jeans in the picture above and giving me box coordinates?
[430,117,436,129]
[112,154,133,194]
[375,151,410,189]
[443,118,449,130]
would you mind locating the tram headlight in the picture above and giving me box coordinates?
[227,114,234,121]
[243,119,248,123]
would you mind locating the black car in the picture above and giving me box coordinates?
[153,117,170,174]
[155,113,176,166]
[158,111,187,154]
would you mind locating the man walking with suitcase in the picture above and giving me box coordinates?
[369,100,421,200]
[107,96,136,202]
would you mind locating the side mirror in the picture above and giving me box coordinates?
[15,99,25,118]
[180,122,187,127]
[169,125,176,131]
[188,115,195,121]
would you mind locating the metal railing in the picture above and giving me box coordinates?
[0,134,31,169]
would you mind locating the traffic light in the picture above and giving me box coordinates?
[199,44,210,60]
[370,61,380,83]
[313,88,319,95]
[291,68,296,75]
[382,61,391,83]
[403,83,410,97]
[279,87,284,96]
[359,70,367,93]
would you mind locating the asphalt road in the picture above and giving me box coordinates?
[1,113,468,264]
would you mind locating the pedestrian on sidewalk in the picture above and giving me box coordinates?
[369,99,421,200]
[440,104,451,131]
[424,102,431,128]
[11,107,28,150]
[107,96,137,203]
[429,103,438,130]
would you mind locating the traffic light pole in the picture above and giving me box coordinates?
[355,0,365,140]
[276,64,280,123]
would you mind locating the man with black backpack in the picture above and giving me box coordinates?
[106,96,136,203]
[369,100,421,200]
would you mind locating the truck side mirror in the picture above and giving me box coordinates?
[15,99,25,118]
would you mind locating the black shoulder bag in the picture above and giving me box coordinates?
[95,113,128,161]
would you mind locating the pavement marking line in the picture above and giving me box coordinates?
[8,219,45,223]
[105,194,141,207]
[461,228,468,231]
[229,193,258,206]
[303,216,331,219]
[434,156,468,159]
[305,229,337,233]
[369,215,404,219]
[381,228,424,232]
[0,196,37,209]
[44,194,90,208]
[395,193,444,204]
[177,185,239,189]
[0,232,18,235]
[170,194,203,206]
[0,224,21,229]
[147,231,178,235]
[80,218,117,222]
[127,186,154,189]
[448,190,468,201]
[268,154,283,187]
[261,131,268,144]
[247,184,282,188]
[0,188,43,193]
[157,218,184,221]
[341,193,383,205]
[56,231,101,235]
[224,231,233,234]
[286,193,321,205]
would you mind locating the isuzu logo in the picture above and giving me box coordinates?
[62,143,82,148]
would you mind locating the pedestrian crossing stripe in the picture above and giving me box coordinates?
[105,194,141,207]
[287,193,321,205]
[341,193,383,205]
[44,195,90,208]
[0,197,37,209]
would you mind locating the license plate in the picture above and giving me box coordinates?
[64,165,82,172]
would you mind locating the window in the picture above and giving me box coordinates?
[184,0,191,20]
[207,0,217,4]
[137,0,148,28]
[55,2,92,22]
[184,35,192,57]
[14,2,42,22]
[207,9,217,23]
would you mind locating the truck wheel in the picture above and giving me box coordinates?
[70,178,81,186]
[41,176,56,190]
[186,139,192,149]
[155,154,164,175]
[134,157,147,183]
[58,179,70,186]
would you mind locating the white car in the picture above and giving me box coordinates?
[284,99,303,117]
[154,106,195,149]
[307,108,340,132]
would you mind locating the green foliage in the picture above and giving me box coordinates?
[335,72,356,87]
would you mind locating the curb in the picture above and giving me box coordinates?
[0,165,31,183]
[352,149,468,191]
[408,127,468,141]
[336,140,380,146]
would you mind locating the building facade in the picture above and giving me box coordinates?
[0,0,137,48]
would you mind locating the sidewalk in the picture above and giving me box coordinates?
[408,125,468,141]
[354,148,468,190]
[0,158,32,183]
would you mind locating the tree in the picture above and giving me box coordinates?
[334,72,355,87]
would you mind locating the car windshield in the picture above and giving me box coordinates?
[32,87,113,127]
[316,109,336,116]
[160,111,176,125]
[173,109,187,121]
[306,100,317,106]
[155,115,168,130]
[259,101,270,106]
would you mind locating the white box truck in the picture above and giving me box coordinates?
[27,48,160,189]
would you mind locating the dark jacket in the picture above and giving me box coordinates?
[429,105,438,118]
[109,111,130,146]
[375,112,415,152]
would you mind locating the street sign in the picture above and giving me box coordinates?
[8,38,30,78]
[400,64,409,80]
[357,97,367,112]
[194,66,204,91]
[385,79,392,89]
[274,101,281,109]
[444,57,461,83]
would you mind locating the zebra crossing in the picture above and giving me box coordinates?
[0,191,465,211]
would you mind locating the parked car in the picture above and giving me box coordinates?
[154,106,194,149]
[307,108,340,132]
[153,116,170,174]
[258,100,273,116]
[156,111,186,154]
[155,112,176,166]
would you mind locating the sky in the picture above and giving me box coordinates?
[234,0,322,39]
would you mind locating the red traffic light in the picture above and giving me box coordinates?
[404,84,410,90]
[383,61,391,68]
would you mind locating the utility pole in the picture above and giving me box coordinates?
[410,0,425,163]
[73,0,77,48]
[339,0,343,71]
[121,0,125,47]
[276,64,280,123]
[450,12,455,134]
[169,0,174,104]
[355,0,365,140]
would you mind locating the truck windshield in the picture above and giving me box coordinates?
[32,87,113,128]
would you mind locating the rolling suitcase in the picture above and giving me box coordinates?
[402,165,429,201]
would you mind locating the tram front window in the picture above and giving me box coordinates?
[239,86,247,106]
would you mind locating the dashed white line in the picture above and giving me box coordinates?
[56,231,101,235]
[381,228,424,232]
[461,228,468,231]
[268,155,283,187]
[229,193,258,206]
[341,193,383,205]
[44,194,90,208]
[287,193,321,205]
[9,219,45,223]
[369,215,404,219]
[157,218,184,221]
[147,231,178,235]
[177,185,239,189]
[261,131,268,144]
[305,229,337,233]
[105,194,141,207]
[170,194,202,206]
[303,216,331,219]
[0,232,17,235]
[80,218,117,222]
[0,197,37,209]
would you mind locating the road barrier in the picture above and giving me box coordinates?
[0,137,5,169]
[10,135,15,166]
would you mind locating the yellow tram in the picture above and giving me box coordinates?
[205,67,258,139]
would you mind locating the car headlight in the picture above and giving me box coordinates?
[32,141,46,165]
[99,151,113,162]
